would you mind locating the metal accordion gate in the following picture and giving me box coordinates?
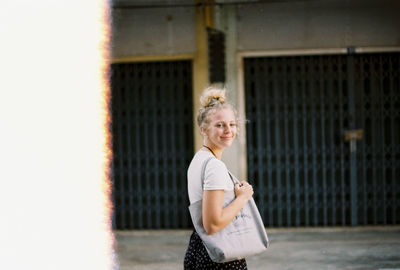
[245,52,400,227]
[111,60,194,229]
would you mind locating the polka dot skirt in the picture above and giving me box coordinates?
[184,230,248,270]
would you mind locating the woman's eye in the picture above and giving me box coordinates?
[230,123,237,127]
[216,124,223,128]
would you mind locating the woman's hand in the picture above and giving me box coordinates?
[234,181,253,201]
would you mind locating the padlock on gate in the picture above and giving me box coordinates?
[344,129,363,152]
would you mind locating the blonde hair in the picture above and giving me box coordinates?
[197,86,237,128]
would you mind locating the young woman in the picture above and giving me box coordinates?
[184,87,254,269]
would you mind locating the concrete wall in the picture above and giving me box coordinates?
[111,6,195,59]
[236,0,400,51]
[111,0,400,59]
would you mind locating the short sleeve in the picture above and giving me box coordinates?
[203,158,233,191]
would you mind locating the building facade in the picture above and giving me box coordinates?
[111,0,400,229]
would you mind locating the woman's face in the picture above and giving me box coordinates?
[203,108,237,150]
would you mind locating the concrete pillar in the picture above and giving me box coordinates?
[215,5,246,180]
[193,2,210,152]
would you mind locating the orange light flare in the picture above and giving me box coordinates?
[0,1,117,270]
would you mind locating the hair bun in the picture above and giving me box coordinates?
[199,87,226,108]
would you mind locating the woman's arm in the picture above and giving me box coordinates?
[202,182,253,235]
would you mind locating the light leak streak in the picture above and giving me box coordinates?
[0,1,116,269]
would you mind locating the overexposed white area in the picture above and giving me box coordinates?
[0,0,115,269]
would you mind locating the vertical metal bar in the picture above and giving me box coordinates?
[178,61,189,228]
[389,55,397,224]
[359,56,368,225]
[319,56,328,226]
[125,64,132,228]
[177,61,192,228]
[165,62,173,227]
[370,57,378,225]
[283,57,292,226]
[272,58,283,227]
[310,57,319,226]
[170,64,178,228]
[113,64,126,229]
[256,58,266,223]
[378,55,387,225]
[327,59,336,225]
[244,61,251,169]
[338,56,347,226]
[136,65,144,229]
[152,63,160,229]
[347,54,358,226]
[327,58,337,226]
[177,61,184,228]
[117,65,129,228]
[300,56,310,226]
[364,57,372,224]
[291,57,301,227]
[244,59,256,217]
[173,61,180,228]
[144,63,153,228]
[182,61,190,228]
[264,59,274,227]
[184,60,194,227]
[126,64,135,229]
[393,54,400,225]
[160,63,169,228]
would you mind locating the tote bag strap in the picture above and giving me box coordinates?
[228,172,240,186]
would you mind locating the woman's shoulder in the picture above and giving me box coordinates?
[191,151,226,167]
[207,156,227,170]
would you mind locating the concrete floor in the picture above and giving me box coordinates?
[115,226,400,270]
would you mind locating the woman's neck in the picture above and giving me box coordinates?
[202,144,222,159]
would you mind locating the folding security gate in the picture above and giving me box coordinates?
[245,52,400,227]
[111,60,193,229]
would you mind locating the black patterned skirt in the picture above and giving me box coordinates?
[184,230,248,270]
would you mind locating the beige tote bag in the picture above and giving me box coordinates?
[188,157,269,263]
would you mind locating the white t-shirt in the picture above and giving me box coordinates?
[187,150,234,204]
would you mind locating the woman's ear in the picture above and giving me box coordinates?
[200,126,207,137]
